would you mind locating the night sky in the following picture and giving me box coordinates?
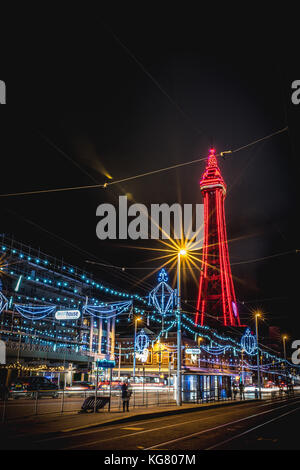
[1,15,299,350]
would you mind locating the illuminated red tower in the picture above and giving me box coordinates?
[195,148,240,327]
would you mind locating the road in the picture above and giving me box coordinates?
[1,396,299,450]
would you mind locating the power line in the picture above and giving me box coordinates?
[104,24,209,139]
[0,126,289,198]
[231,249,297,265]
[86,248,298,271]
[37,131,101,184]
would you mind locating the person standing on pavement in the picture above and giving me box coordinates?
[239,381,245,400]
[121,381,130,412]
[232,383,238,400]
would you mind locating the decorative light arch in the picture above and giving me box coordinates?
[83,300,132,319]
[14,304,56,320]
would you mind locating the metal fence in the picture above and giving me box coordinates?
[0,387,176,422]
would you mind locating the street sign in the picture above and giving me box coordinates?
[96,359,116,369]
[55,309,81,320]
[186,348,201,354]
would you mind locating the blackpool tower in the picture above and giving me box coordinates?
[195,148,241,327]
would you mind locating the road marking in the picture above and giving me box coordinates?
[37,400,265,442]
[122,427,144,431]
[206,406,300,449]
[143,400,300,450]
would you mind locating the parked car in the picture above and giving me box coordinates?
[10,376,59,399]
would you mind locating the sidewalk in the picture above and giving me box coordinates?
[0,398,258,440]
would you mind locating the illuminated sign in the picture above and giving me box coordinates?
[55,309,81,320]
[96,359,116,369]
[186,348,201,354]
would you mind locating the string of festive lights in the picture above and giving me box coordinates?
[83,301,133,319]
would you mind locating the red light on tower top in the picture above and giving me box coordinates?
[200,147,226,193]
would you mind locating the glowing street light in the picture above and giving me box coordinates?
[282,335,288,361]
[254,311,262,398]
[241,348,244,385]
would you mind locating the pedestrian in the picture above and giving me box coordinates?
[232,383,238,400]
[121,381,130,412]
[239,381,245,400]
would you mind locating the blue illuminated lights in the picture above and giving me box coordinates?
[136,329,150,353]
[158,268,168,282]
[14,304,57,320]
[83,300,133,319]
[15,275,23,292]
[241,328,257,355]
[0,291,8,314]
[148,269,176,315]
[0,240,298,371]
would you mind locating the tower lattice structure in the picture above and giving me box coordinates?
[195,148,240,327]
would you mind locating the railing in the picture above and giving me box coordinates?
[0,386,176,422]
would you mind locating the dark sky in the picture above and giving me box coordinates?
[1,14,299,346]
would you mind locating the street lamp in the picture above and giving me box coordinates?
[133,317,141,385]
[176,248,187,406]
[282,335,288,385]
[282,335,288,361]
[197,336,203,369]
[241,349,244,385]
[255,312,262,399]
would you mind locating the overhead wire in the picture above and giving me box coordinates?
[0,127,289,198]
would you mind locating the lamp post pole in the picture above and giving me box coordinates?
[255,314,261,399]
[282,335,288,384]
[133,318,140,385]
[118,343,121,380]
[283,336,287,361]
[176,252,183,406]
